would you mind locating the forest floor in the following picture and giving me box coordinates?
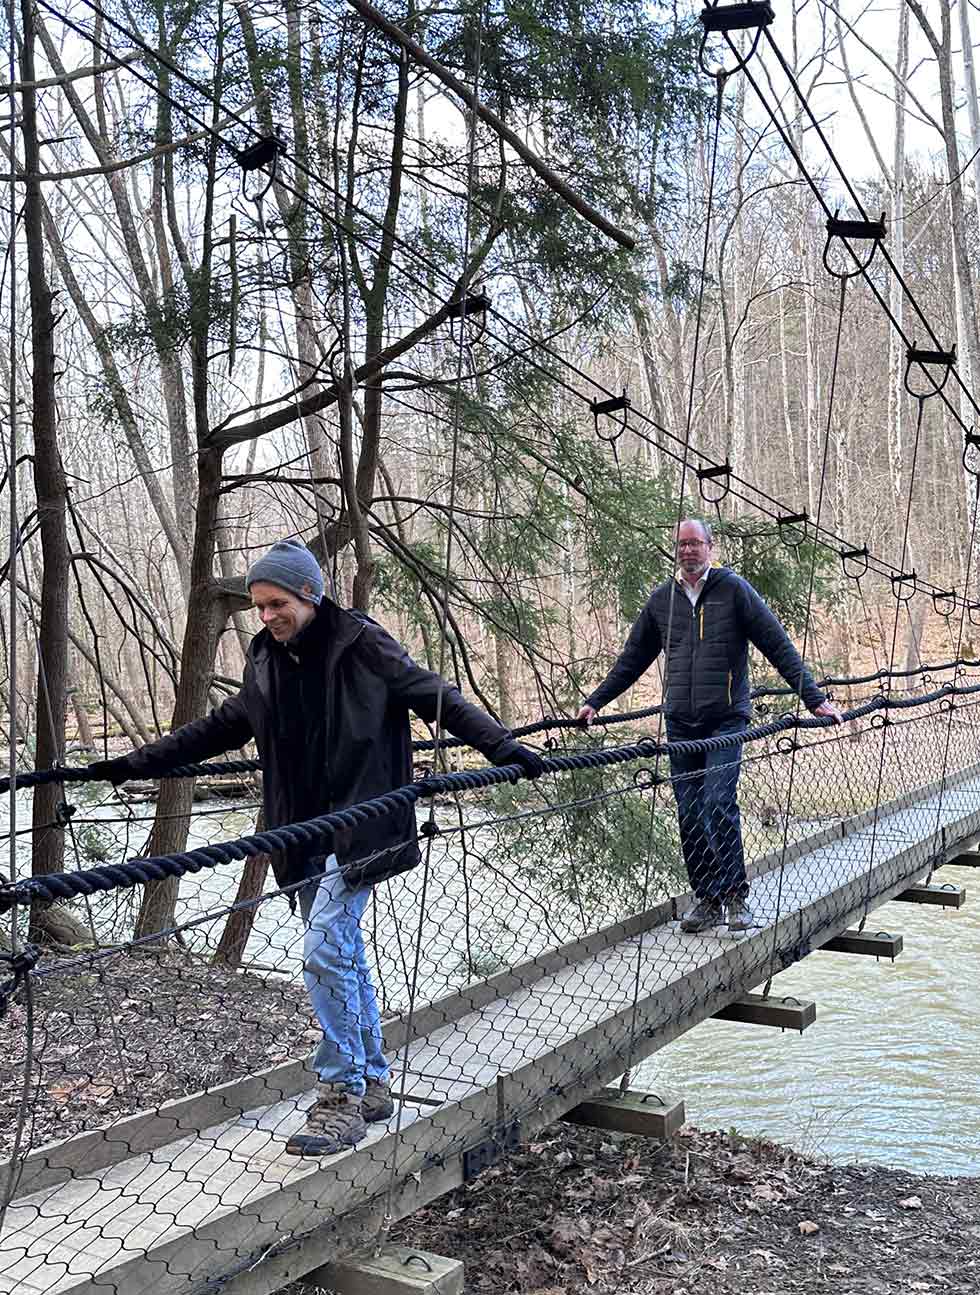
[0,953,314,1158]
[375,1120,978,1295]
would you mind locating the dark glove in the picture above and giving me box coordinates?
[86,756,135,786]
[492,741,547,780]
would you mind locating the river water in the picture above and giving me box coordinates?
[635,862,980,1175]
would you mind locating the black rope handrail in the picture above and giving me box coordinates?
[3,682,978,910]
[3,654,977,797]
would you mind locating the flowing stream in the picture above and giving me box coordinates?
[635,862,980,1175]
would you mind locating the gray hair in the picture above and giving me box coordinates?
[677,518,713,544]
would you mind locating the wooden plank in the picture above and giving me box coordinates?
[307,1245,464,1295]
[4,1054,315,1200]
[562,1089,685,1139]
[894,883,966,907]
[712,993,816,1031]
[817,929,903,958]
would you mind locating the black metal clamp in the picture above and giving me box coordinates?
[698,1,775,76]
[697,460,732,504]
[889,569,917,602]
[963,431,980,477]
[840,545,869,580]
[904,343,956,398]
[446,288,490,343]
[0,943,40,1022]
[235,132,284,203]
[968,602,980,629]
[932,588,957,618]
[590,390,630,444]
[776,511,808,549]
[822,211,887,279]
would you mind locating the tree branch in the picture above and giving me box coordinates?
[346,0,636,251]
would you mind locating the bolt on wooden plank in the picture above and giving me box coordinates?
[819,930,903,958]
[562,1089,685,1140]
[894,883,966,907]
[712,993,816,1031]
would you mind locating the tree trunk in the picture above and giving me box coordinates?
[212,809,269,967]
[134,451,225,939]
[21,0,69,881]
[68,683,95,750]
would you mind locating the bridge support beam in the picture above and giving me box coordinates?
[712,993,815,1032]
[563,1089,685,1140]
[818,930,903,959]
[305,1245,464,1295]
[947,851,980,867]
[894,883,966,907]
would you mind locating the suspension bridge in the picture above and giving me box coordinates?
[4,0,980,1291]
[0,677,977,1295]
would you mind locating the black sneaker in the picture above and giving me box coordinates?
[726,898,759,932]
[680,897,724,933]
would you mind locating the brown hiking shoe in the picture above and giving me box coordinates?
[285,1083,367,1157]
[679,897,724,933]
[361,1078,395,1124]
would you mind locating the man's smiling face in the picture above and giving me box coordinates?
[250,581,317,643]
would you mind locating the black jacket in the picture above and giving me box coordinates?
[121,600,516,888]
[585,566,825,726]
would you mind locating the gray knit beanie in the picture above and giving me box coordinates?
[246,540,324,604]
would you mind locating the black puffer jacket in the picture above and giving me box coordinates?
[585,566,825,726]
[120,599,517,888]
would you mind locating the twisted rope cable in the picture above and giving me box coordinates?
[3,683,977,909]
[4,652,975,795]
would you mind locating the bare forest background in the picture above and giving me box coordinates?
[4,0,980,942]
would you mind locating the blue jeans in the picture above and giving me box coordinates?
[667,716,748,902]
[298,857,390,1096]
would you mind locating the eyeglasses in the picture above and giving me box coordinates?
[677,539,708,549]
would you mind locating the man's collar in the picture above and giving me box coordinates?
[676,561,711,587]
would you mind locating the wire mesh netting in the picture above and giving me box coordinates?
[2,677,979,1294]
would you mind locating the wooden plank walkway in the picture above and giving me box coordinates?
[2,767,978,1295]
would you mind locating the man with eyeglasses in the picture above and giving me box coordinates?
[576,518,842,933]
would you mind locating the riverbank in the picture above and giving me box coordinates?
[380,1121,978,1294]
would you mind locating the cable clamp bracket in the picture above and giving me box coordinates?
[904,343,956,398]
[54,800,76,827]
[0,943,40,1021]
[235,135,282,172]
[932,588,956,618]
[590,390,630,443]
[839,545,869,580]
[446,287,490,343]
[889,569,917,602]
[697,460,732,503]
[823,210,886,278]
[236,130,284,204]
[968,602,980,628]
[776,511,808,548]
[699,1,774,75]
[963,431,980,477]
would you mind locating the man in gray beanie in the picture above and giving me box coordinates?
[90,537,545,1157]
